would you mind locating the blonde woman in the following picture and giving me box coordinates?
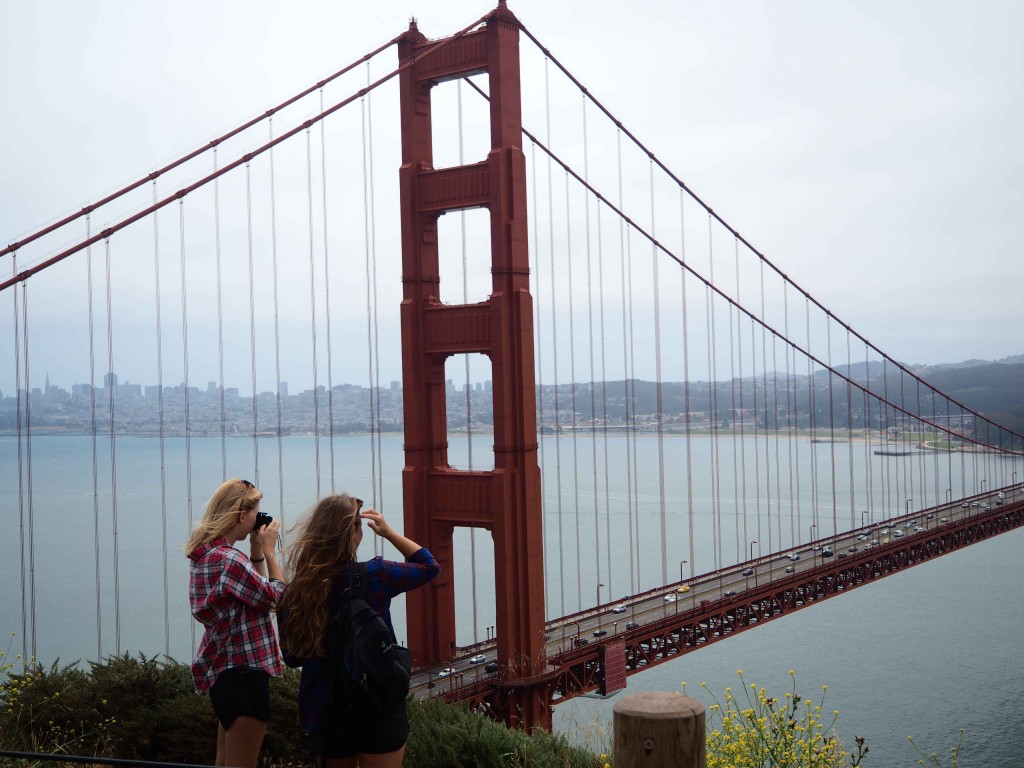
[279,494,439,768]
[185,478,285,768]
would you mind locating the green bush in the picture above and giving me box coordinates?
[0,653,305,764]
[0,651,597,767]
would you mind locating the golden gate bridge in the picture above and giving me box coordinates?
[2,3,1022,730]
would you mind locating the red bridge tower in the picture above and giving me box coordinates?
[397,4,549,728]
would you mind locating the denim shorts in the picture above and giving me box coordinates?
[209,667,271,729]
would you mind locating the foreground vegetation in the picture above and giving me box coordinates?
[0,647,962,767]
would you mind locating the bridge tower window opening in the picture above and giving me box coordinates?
[437,207,493,306]
[430,77,492,172]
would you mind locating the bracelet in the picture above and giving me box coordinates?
[251,556,266,563]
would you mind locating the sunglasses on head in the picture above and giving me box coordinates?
[237,480,254,510]
[354,497,364,524]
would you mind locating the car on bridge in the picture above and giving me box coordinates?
[593,629,608,637]
[437,667,454,678]
[484,661,498,673]
[787,552,801,561]
[469,654,486,664]
[677,585,691,593]
[821,547,834,557]
[664,594,677,602]
[611,604,627,613]
[741,568,754,576]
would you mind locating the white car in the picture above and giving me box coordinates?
[437,667,454,678]
[787,553,801,561]
[611,604,627,614]
[664,594,677,602]
[469,654,486,664]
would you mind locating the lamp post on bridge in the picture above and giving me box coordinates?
[981,479,987,497]
[905,498,912,518]
[861,510,868,529]
[749,540,758,586]
[810,524,817,566]
[596,582,605,610]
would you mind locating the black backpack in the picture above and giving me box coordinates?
[325,561,412,713]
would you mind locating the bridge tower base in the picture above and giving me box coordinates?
[397,4,549,729]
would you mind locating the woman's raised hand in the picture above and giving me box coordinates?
[360,508,392,539]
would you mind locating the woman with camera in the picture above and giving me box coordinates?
[185,478,285,768]
[279,494,439,768]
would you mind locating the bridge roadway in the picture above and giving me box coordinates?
[411,484,1024,705]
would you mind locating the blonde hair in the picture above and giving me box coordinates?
[279,494,362,658]
[183,478,263,555]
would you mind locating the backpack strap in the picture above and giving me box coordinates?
[348,560,369,602]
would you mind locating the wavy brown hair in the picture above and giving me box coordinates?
[183,479,262,555]
[279,494,363,658]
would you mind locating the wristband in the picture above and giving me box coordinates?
[251,556,266,563]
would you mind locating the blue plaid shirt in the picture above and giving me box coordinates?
[282,548,440,733]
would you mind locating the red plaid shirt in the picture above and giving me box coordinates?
[188,537,285,693]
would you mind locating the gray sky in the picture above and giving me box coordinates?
[2,0,1022,394]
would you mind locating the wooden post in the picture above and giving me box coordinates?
[613,692,706,768]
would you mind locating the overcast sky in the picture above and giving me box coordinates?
[2,0,1022,394]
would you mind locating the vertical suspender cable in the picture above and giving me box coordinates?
[805,299,818,535]
[269,119,285,525]
[306,127,322,497]
[530,140,550,613]
[899,367,909,507]
[772,332,784,544]
[784,286,797,544]
[825,319,837,541]
[563,171,583,607]
[582,95,603,601]
[751,316,762,554]
[457,80,479,639]
[864,343,873,522]
[360,87,380,557]
[758,262,771,552]
[12,252,28,662]
[180,200,196,652]
[104,236,121,654]
[732,239,745,564]
[650,159,667,584]
[545,59,566,613]
[320,89,336,492]
[85,219,102,660]
[153,182,170,657]
[22,281,37,662]
[368,70,386,536]
[246,162,260,482]
[598,202,613,595]
[846,332,855,527]
[618,222,634,589]
[882,359,892,516]
[616,130,636,595]
[214,149,227,478]
[679,191,695,579]
[706,216,722,569]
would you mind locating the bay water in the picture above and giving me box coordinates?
[0,434,1020,764]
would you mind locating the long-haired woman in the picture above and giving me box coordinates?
[279,494,439,768]
[185,478,285,768]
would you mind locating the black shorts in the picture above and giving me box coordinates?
[310,697,409,757]
[209,667,271,730]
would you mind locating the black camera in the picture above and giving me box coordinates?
[253,512,273,531]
